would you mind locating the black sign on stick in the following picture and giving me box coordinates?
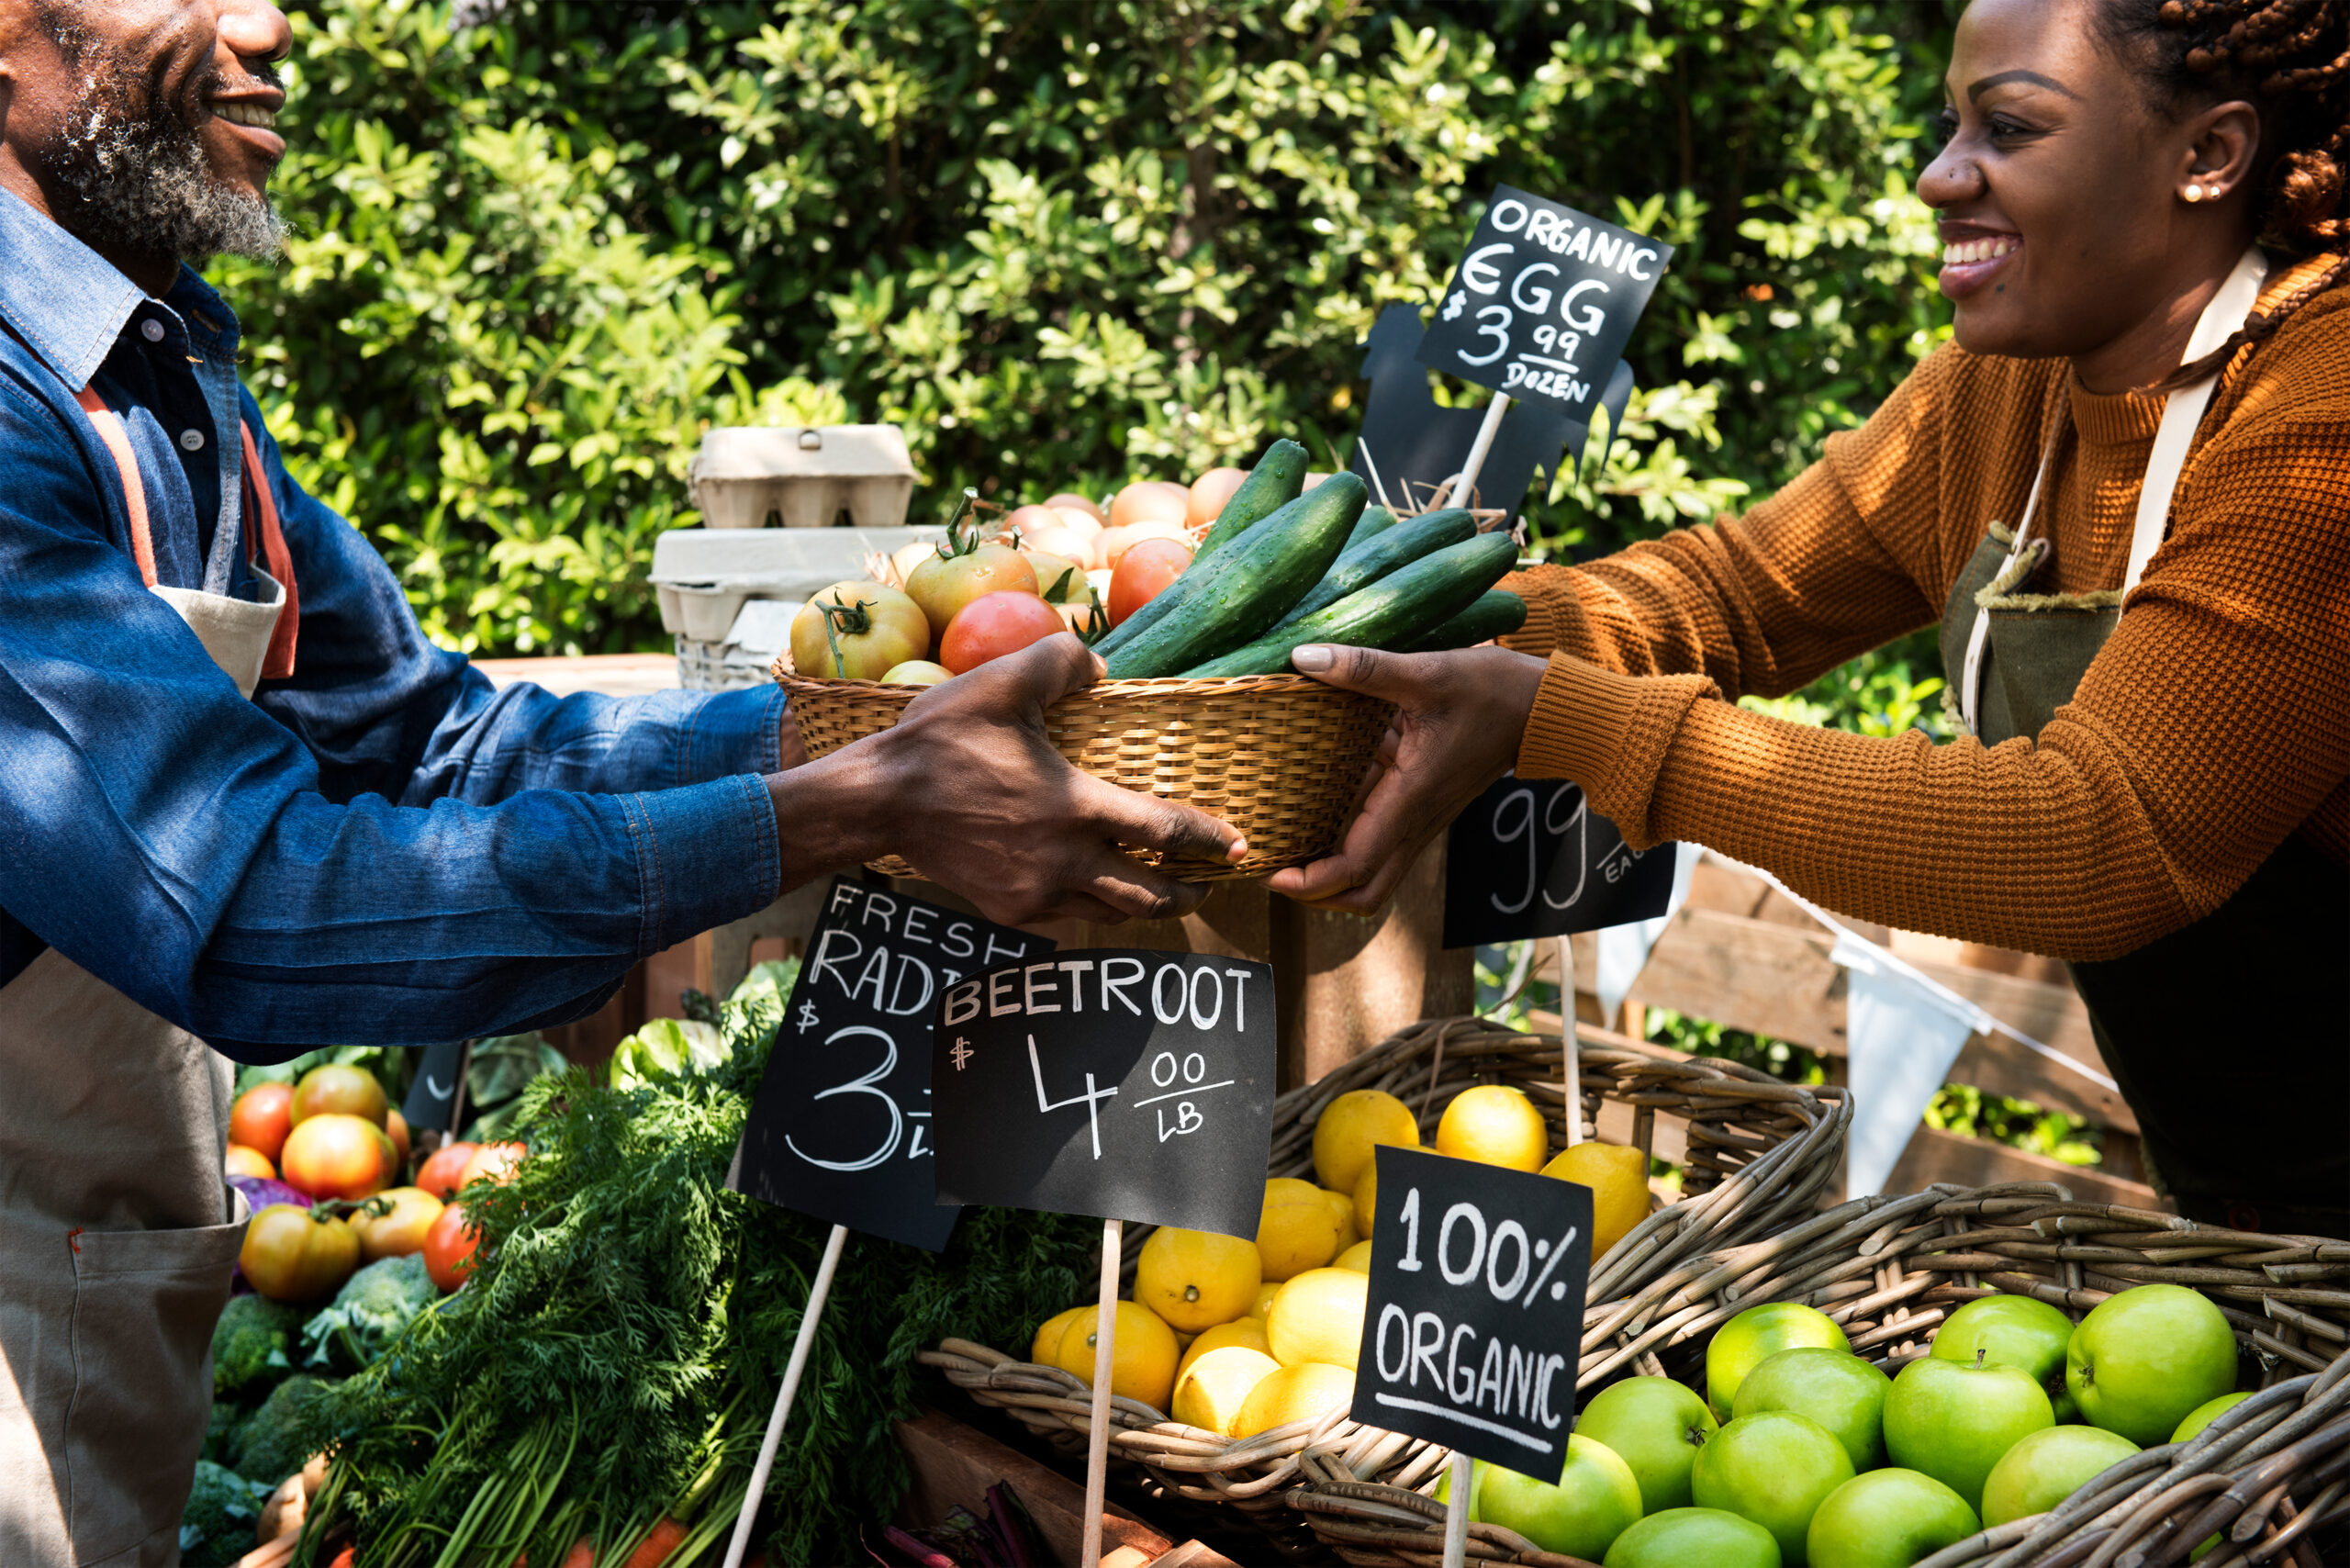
[930,951,1276,1240]
[1442,775,1676,948]
[1417,185,1672,423]
[728,878,1049,1252]
[400,1039,468,1134]
[1352,1146,1594,1472]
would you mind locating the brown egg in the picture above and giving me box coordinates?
[1023,525,1091,564]
[1049,506,1104,540]
[1109,480,1193,531]
[1186,467,1248,529]
[1005,503,1063,538]
[1044,491,1106,524]
[1094,520,1192,570]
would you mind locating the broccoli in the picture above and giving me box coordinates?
[302,1253,436,1372]
[227,1374,329,1486]
[178,1459,267,1567]
[202,1400,241,1465]
[209,1293,304,1399]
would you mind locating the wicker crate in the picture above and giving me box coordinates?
[920,1016,1849,1556]
[1290,1183,2350,1566]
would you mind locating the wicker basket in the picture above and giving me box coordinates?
[774,657,1392,879]
[919,1016,1850,1556]
[1290,1182,2350,1567]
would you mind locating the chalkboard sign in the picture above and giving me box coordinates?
[930,951,1276,1240]
[1417,185,1672,424]
[1351,1146,1593,1472]
[1441,775,1676,948]
[400,1039,468,1134]
[728,878,1050,1251]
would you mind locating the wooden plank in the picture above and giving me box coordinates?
[1881,1125,2168,1211]
[894,1406,1176,1565]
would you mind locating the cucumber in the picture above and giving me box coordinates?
[1343,503,1398,553]
[1106,472,1367,678]
[1095,438,1306,657]
[1393,589,1527,652]
[1266,508,1473,634]
[1177,532,1520,678]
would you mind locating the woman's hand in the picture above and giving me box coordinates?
[1267,644,1550,913]
[769,634,1247,926]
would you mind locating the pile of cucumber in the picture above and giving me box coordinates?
[1096,439,1527,679]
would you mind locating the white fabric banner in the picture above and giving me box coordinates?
[1835,934,1983,1198]
[1594,842,1699,1022]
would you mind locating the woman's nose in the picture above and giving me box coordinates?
[1917,139,1982,211]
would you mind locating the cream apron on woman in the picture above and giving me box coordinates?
[0,392,300,1565]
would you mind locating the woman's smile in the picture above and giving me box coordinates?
[1938,223,2024,300]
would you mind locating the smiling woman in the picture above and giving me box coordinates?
[1273,0,2350,1238]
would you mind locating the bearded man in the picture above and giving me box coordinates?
[0,4,1240,1560]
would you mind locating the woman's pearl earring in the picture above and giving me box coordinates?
[2184,184,2207,203]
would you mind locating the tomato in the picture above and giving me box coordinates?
[789,579,930,679]
[460,1140,527,1189]
[230,1082,296,1163]
[241,1204,362,1303]
[290,1063,387,1127]
[281,1113,396,1201]
[226,1143,276,1181]
[423,1202,481,1292]
[1057,599,1110,640]
[938,592,1068,673]
[1108,537,1193,625]
[385,1109,411,1171]
[352,1185,445,1261]
[880,660,953,687]
[1186,467,1248,530]
[906,544,1038,646]
[415,1140,477,1200]
[1025,551,1094,605]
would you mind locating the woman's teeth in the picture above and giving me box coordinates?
[215,103,278,129]
[1942,236,2019,266]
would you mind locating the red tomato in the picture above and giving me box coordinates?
[1108,537,1193,625]
[226,1143,276,1181]
[281,1114,396,1201]
[789,579,931,679]
[459,1140,527,1189]
[229,1082,296,1164]
[386,1109,411,1171]
[240,1204,362,1303]
[938,592,1069,673]
[423,1202,480,1292]
[289,1063,388,1127]
[906,544,1039,648]
[415,1140,477,1200]
[351,1185,446,1262]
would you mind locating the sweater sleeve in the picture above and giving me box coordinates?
[1517,401,2350,961]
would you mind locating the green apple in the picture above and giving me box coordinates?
[1692,1411,1855,1564]
[1979,1425,2140,1527]
[1933,1294,2080,1422]
[1433,1456,1488,1518]
[2172,1391,2252,1445]
[1605,1506,1784,1568]
[1806,1469,1980,1568]
[1479,1435,1644,1562]
[1733,1347,1892,1472]
[1707,1302,1852,1420]
[1578,1375,1719,1514]
[1883,1354,2053,1514]
[2065,1284,2237,1448]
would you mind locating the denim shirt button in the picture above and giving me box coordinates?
[178,428,206,452]
[140,319,165,342]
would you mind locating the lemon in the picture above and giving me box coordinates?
[1172,1346,1281,1437]
[1257,1177,1343,1282]
[1267,1268,1370,1370]
[1335,1239,1373,1272]
[1323,1187,1362,1254]
[1177,1316,1270,1382]
[1031,1305,1087,1367]
[1252,1282,1281,1320]
[1136,1226,1263,1332]
[1052,1300,1181,1412]
[1539,1142,1653,1259]
[1353,1161,1379,1238]
[1233,1361,1357,1439]
[1437,1084,1550,1171]
[1311,1090,1420,1193]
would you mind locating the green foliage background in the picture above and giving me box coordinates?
[224,0,1963,665]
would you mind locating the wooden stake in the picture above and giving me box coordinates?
[1081,1217,1123,1568]
[1432,393,1513,515]
[1441,1449,1472,1568]
[1557,934,1582,1148]
[721,1222,847,1568]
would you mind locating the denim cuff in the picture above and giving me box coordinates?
[680,683,790,781]
[618,773,780,955]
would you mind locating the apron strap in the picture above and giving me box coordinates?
[239,421,298,680]
[71,387,159,589]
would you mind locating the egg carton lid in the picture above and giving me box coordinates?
[649,525,944,587]
[688,424,913,482]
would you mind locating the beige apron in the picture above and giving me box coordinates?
[0,391,295,1565]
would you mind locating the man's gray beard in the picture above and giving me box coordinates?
[33,39,285,267]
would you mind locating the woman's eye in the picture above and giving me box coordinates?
[1987,115,2036,140]
[1932,109,1959,145]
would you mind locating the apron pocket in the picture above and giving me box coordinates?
[64,1207,246,1565]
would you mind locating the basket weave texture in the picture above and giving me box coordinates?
[919,1016,1850,1557]
[774,657,1393,879]
[1291,1182,2350,1567]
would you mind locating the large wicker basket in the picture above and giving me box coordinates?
[919,1016,1850,1556]
[1290,1182,2350,1566]
[775,658,1392,879]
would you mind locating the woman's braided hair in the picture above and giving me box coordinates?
[2099,0,2350,384]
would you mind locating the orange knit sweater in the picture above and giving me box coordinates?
[1500,254,2350,961]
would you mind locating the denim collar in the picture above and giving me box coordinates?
[0,186,241,390]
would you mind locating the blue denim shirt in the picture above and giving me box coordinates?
[0,190,787,1062]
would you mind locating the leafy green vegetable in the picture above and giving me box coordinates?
[229,1375,331,1488]
[297,988,1092,1565]
[303,1254,440,1372]
[729,958,800,1011]
[606,1016,728,1090]
[179,1460,269,1567]
[202,1400,242,1466]
[211,1294,304,1400]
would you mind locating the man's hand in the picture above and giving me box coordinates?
[767,634,1246,926]
[1266,644,1550,913]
